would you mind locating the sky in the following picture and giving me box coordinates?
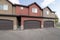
[9,0,60,22]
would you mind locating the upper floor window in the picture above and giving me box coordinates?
[32,8,37,13]
[52,13,54,14]
[46,11,49,15]
[3,5,8,10]
[0,4,8,10]
[20,7,24,10]
[0,4,3,10]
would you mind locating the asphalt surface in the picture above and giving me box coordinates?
[0,28,60,40]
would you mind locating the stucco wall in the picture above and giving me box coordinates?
[43,8,56,18]
[0,0,13,15]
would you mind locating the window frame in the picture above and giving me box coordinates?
[32,8,38,13]
[0,4,3,10]
[3,4,8,10]
[46,11,49,15]
[20,7,24,10]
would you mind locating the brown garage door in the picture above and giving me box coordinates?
[0,20,13,30]
[44,21,54,28]
[24,20,41,29]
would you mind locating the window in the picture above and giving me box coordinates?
[52,13,54,14]
[3,5,8,10]
[32,8,37,13]
[0,5,3,10]
[46,11,49,15]
[20,7,24,10]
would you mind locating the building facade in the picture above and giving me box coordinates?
[42,7,56,28]
[0,0,57,30]
[0,0,17,30]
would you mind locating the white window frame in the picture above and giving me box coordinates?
[46,11,49,15]
[32,8,38,13]
[52,13,54,14]
[0,4,3,10]
[3,5,8,10]
[20,7,24,10]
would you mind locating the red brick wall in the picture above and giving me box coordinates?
[16,6,29,15]
[16,4,42,16]
[29,4,42,17]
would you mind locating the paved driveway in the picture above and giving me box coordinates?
[0,28,60,40]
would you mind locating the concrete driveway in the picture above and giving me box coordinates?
[0,28,60,40]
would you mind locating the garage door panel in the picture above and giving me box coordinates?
[24,21,41,29]
[44,21,54,28]
[0,20,13,30]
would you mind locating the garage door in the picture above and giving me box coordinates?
[24,21,41,29]
[44,21,54,28]
[0,20,13,30]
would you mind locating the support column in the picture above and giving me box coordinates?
[21,25,24,30]
[54,20,56,27]
[21,17,24,30]
[41,21,44,28]
[13,19,17,30]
